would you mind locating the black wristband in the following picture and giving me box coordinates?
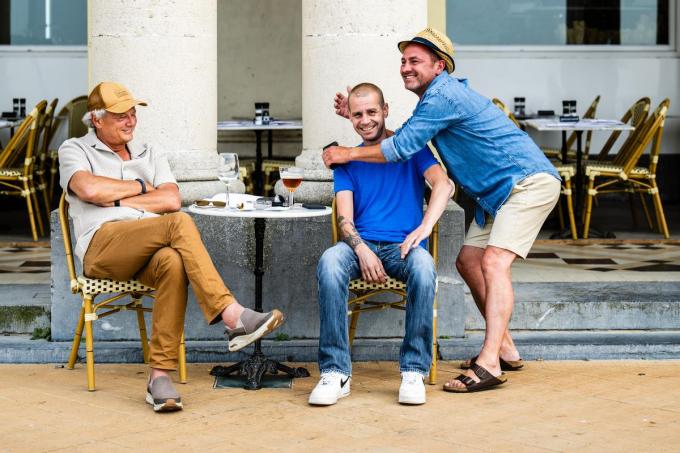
[135,178,147,194]
[114,200,120,207]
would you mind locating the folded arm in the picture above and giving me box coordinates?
[68,170,181,214]
[336,190,386,283]
[400,164,454,258]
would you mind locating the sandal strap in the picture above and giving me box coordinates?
[454,374,476,386]
[470,363,492,381]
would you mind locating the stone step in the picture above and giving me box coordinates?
[2,330,679,364]
[466,281,680,330]
[0,285,51,335]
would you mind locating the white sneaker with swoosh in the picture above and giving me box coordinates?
[308,372,351,406]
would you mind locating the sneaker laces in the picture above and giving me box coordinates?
[319,372,346,386]
[402,372,423,385]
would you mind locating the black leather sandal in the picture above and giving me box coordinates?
[461,356,524,371]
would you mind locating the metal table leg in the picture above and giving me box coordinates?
[210,218,310,389]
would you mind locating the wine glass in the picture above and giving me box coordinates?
[279,167,304,207]
[217,153,240,208]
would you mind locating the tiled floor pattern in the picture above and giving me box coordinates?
[1,361,679,452]
[0,246,50,284]
[513,241,680,282]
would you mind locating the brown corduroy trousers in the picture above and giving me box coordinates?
[83,212,236,370]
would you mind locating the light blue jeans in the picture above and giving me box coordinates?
[316,241,436,376]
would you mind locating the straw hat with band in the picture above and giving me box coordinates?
[398,27,455,74]
[87,82,148,113]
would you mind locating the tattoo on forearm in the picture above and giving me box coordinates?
[337,215,364,249]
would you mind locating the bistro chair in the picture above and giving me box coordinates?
[542,95,601,160]
[582,99,670,239]
[33,98,58,222]
[331,198,440,385]
[491,98,520,128]
[59,193,188,391]
[594,97,651,163]
[0,101,47,241]
[48,95,88,199]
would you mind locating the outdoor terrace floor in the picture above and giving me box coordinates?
[1,360,679,451]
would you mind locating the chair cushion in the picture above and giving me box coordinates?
[77,276,154,296]
[349,276,406,291]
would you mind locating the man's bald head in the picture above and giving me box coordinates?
[348,83,385,113]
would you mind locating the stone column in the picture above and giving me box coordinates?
[88,0,235,203]
[277,0,427,204]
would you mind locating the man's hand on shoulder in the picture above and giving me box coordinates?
[322,145,352,169]
[400,224,433,259]
[334,86,352,119]
[355,243,387,283]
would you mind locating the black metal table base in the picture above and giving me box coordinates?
[210,217,310,389]
[210,352,310,390]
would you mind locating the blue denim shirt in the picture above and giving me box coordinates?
[381,72,559,227]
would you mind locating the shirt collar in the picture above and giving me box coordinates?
[84,130,145,158]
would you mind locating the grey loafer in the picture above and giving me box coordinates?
[225,308,285,352]
[146,376,183,412]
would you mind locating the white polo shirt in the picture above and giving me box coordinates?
[58,131,177,264]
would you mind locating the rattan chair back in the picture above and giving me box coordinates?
[620,99,669,176]
[596,97,650,162]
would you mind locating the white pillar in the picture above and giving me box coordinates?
[281,0,427,203]
[88,0,231,203]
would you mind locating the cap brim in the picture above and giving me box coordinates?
[106,99,148,114]
[398,38,455,73]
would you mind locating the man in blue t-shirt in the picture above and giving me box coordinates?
[309,83,453,407]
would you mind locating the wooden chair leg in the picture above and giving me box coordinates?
[31,188,44,237]
[650,185,670,239]
[348,310,360,348]
[135,303,149,364]
[83,295,96,391]
[639,192,654,231]
[582,178,596,239]
[429,297,438,385]
[178,332,188,384]
[67,306,85,369]
[40,180,51,224]
[23,187,38,241]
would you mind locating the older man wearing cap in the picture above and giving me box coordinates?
[323,28,560,393]
[58,82,284,412]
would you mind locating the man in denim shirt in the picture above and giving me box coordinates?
[323,28,560,392]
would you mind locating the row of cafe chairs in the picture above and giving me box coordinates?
[0,95,88,241]
[492,96,670,239]
[0,100,53,240]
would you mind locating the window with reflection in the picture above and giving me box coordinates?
[0,0,87,46]
[446,0,670,46]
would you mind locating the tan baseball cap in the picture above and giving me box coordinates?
[398,27,455,73]
[87,82,148,113]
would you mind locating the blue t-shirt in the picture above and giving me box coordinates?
[333,146,438,245]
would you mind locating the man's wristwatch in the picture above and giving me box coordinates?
[135,178,147,194]
[114,200,120,207]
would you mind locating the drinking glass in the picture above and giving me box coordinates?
[279,167,304,207]
[217,153,240,207]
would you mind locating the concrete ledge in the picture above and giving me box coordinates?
[466,282,680,330]
[4,330,680,364]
